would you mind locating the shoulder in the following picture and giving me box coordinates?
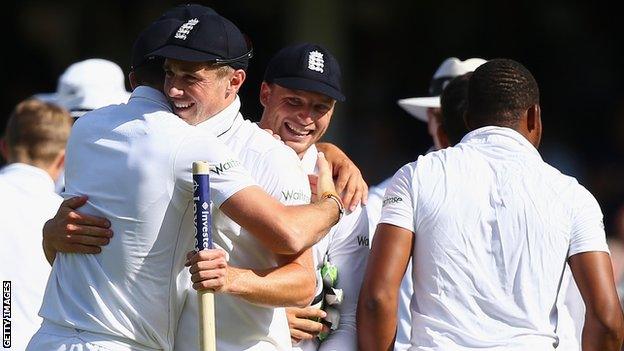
[539,161,595,206]
[239,121,302,169]
[391,160,418,184]
[239,120,293,154]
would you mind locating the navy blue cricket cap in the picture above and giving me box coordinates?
[148,12,252,70]
[131,19,183,70]
[159,3,218,21]
[264,43,345,102]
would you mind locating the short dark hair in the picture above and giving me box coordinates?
[133,59,165,88]
[440,73,471,145]
[465,59,539,129]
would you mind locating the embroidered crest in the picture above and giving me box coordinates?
[308,50,324,73]
[174,18,200,40]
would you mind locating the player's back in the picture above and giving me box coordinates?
[407,127,600,349]
[40,87,217,350]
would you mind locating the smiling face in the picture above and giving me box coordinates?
[163,59,243,125]
[258,83,336,158]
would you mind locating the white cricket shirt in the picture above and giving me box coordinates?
[367,179,413,351]
[0,163,60,351]
[36,86,256,351]
[292,145,370,351]
[174,96,311,351]
[380,126,609,350]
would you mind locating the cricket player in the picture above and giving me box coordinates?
[366,57,485,350]
[358,59,624,350]
[149,15,330,350]
[0,99,72,351]
[254,43,369,351]
[29,13,343,351]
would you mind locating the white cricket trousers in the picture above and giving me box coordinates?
[26,320,153,351]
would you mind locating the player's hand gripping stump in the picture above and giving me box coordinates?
[193,161,216,351]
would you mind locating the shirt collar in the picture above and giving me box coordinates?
[0,163,55,192]
[128,86,172,112]
[196,96,242,137]
[460,126,541,157]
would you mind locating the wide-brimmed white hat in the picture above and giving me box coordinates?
[35,58,131,117]
[398,57,486,122]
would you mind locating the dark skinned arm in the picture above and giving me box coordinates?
[569,251,624,351]
[357,223,413,351]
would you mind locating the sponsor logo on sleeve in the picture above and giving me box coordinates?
[282,189,311,203]
[382,196,403,207]
[210,160,242,175]
[356,235,369,247]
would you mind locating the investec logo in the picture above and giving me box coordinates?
[282,189,311,203]
[193,200,211,250]
[210,160,241,175]
[382,196,403,207]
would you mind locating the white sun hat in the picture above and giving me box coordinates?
[397,57,486,122]
[35,58,131,117]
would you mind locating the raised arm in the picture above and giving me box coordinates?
[316,142,368,211]
[220,152,343,255]
[569,251,624,350]
[357,223,412,351]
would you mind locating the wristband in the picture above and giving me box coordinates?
[321,191,345,222]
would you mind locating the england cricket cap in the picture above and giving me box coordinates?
[149,12,252,70]
[398,57,486,122]
[159,3,218,21]
[34,59,131,118]
[131,19,183,70]
[264,43,345,102]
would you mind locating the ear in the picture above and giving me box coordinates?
[0,138,8,162]
[48,149,66,182]
[463,111,473,131]
[56,149,66,170]
[436,126,451,149]
[128,72,138,90]
[525,104,542,147]
[526,104,540,132]
[227,69,246,95]
[259,82,272,108]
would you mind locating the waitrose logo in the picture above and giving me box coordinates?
[282,190,311,203]
[210,160,241,175]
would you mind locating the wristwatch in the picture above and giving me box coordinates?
[321,191,345,222]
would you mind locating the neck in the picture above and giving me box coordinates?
[10,159,59,181]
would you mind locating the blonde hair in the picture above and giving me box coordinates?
[213,64,235,79]
[4,99,72,166]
